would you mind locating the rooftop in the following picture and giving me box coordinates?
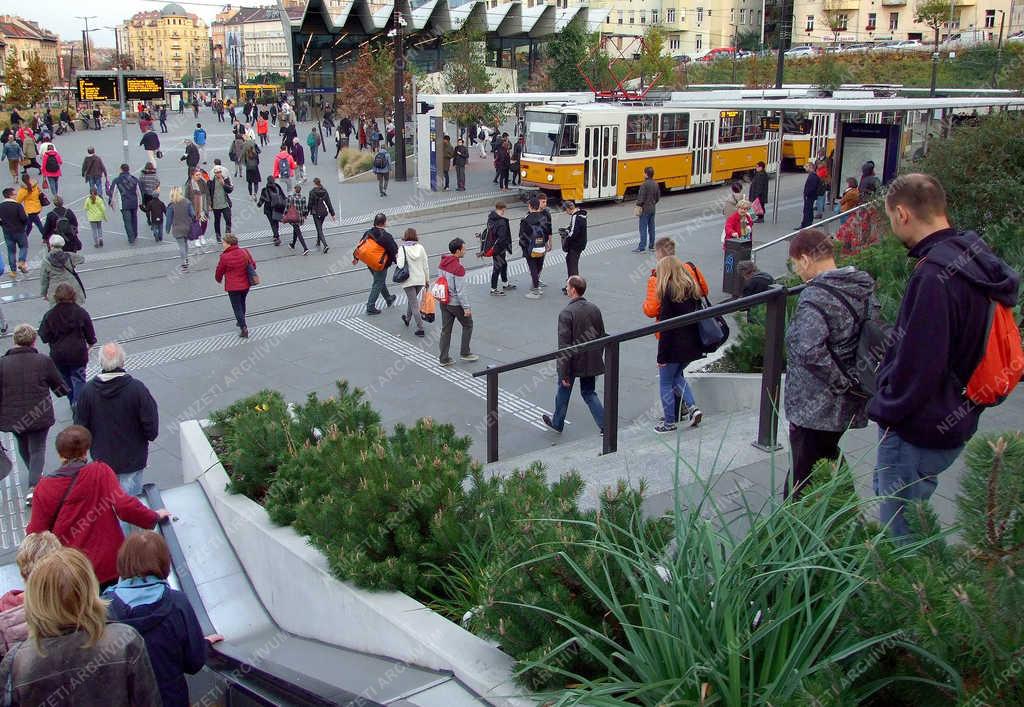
[213,6,284,25]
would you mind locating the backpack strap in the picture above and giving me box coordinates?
[807,280,866,321]
[801,300,859,391]
[49,469,82,532]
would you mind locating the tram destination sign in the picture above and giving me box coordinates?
[77,75,118,101]
[125,76,165,101]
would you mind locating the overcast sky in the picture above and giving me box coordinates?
[2,0,266,47]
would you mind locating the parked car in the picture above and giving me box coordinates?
[1009,32,1024,44]
[784,45,819,58]
[841,43,871,53]
[698,47,736,61]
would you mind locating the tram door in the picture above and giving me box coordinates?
[582,125,618,200]
[810,112,832,159]
[690,120,715,186]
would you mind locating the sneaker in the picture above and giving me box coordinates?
[542,414,562,433]
[322,245,329,254]
[415,329,425,337]
[525,288,542,299]
[460,353,479,362]
[240,327,249,338]
[17,263,27,273]
[401,314,410,327]
[366,308,382,315]
[24,490,32,506]
[489,288,506,296]
[538,281,547,288]
[654,422,678,434]
[502,283,517,290]
[288,242,295,250]
[98,239,104,247]
[688,408,703,428]
[439,357,454,367]
[631,247,645,253]
[274,238,281,246]
[180,263,188,272]
[0,322,6,334]
[385,295,396,308]
[302,250,310,256]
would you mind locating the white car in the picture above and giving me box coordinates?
[842,43,872,53]
[1007,32,1023,44]
[785,45,818,58]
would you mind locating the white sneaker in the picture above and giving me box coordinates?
[688,408,703,428]
[525,288,542,299]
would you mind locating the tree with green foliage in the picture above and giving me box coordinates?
[809,53,851,91]
[441,28,495,124]
[24,53,50,106]
[637,25,676,89]
[916,0,954,92]
[3,55,29,108]
[820,7,847,48]
[544,24,594,91]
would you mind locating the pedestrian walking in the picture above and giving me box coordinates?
[39,235,85,303]
[748,161,769,223]
[256,115,269,146]
[83,188,107,247]
[354,213,398,314]
[541,275,606,433]
[869,174,1022,539]
[108,164,142,245]
[438,238,477,366]
[372,145,391,197]
[140,127,160,167]
[284,184,310,255]
[165,187,195,270]
[799,161,821,229]
[214,233,257,338]
[21,135,39,176]
[307,127,321,165]
[0,324,69,501]
[184,168,209,245]
[290,140,306,182]
[271,145,297,192]
[104,531,223,707]
[721,181,743,218]
[633,166,659,252]
[39,145,62,194]
[814,154,830,218]
[477,124,489,158]
[180,139,200,178]
[38,283,96,408]
[158,105,168,133]
[2,138,24,184]
[453,138,469,191]
[511,135,524,186]
[192,123,207,162]
[859,160,880,198]
[0,187,28,276]
[560,200,587,291]
[243,143,262,198]
[0,546,162,702]
[494,138,510,190]
[484,201,514,295]
[519,196,550,298]
[307,178,335,253]
[0,532,63,657]
[784,228,877,498]
[207,169,233,244]
[397,229,429,336]
[41,196,81,251]
[93,106,102,129]
[257,177,286,246]
[16,174,44,242]
[138,162,160,224]
[144,187,166,242]
[441,135,454,190]
[80,147,107,195]
[229,134,246,178]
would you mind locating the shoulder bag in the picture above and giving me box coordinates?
[696,294,730,352]
[62,262,86,300]
[245,249,260,286]
[392,245,410,283]
[49,470,81,532]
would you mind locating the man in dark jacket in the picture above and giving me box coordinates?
[355,212,398,315]
[74,342,159,497]
[0,187,28,242]
[140,128,160,166]
[0,324,69,499]
[485,202,514,295]
[108,163,142,244]
[519,197,550,298]
[81,147,107,195]
[542,276,606,433]
[41,196,81,250]
[180,139,200,177]
[633,166,660,252]
[453,138,469,191]
[748,161,769,223]
[799,162,821,229]
[869,174,1021,539]
[560,200,588,294]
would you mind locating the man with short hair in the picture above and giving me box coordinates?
[633,166,659,252]
[74,342,159,498]
[107,164,142,245]
[438,238,477,366]
[519,196,550,298]
[81,147,106,195]
[355,213,398,315]
[373,144,391,197]
[799,161,820,229]
[453,138,469,191]
[193,122,207,162]
[139,126,160,167]
[869,173,1021,539]
[738,260,774,297]
[441,135,454,191]
[485,201,514,295]
[560,200,588,294]
[542,275,606,434]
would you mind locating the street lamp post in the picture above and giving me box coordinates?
[993,9,1006,86]
[75,16,97,69]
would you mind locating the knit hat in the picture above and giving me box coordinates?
[49,235,65,249]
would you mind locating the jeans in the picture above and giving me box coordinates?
[46,176,59,194]
[367,267,392,311]
[15,428,49,488]
[122,208,139,243]
[89,221,103,245]
[551,376,605,431]
[637,212,655,249]
[800,198,815,228]
[25,212,43,238]
[443,169,450,189]
[566,249,581,278]
[4,230,28,270]
[176,236,189,263]
[490,253,508,290]
[290,223,308,251]
[57,364,86,407]
[377,173,389,195]
[87,176,103,194]
[658,363,696,424]
[213,208,231,241]
[787,424,844,499]
[439,304,473,361]
[312,215,327,250]
[815,193,826,216]
[527,255,544,289]
[310,144,318,164]
[404,285,423,330]
[150,221,162,241]
[874,429,963,540]
[228,289,249,329]
[455,164,465,189]
[117,469,146,535]
[159,119,167,133]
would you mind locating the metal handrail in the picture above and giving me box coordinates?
[751,201,875,254]
[473,284,806,462]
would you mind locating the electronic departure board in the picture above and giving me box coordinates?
[77,76,118,101]
[125,76,164,101]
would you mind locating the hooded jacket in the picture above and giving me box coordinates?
[0,346,67,433]
[518,211,549,257]
[564,209,588,252]
[74,371,159,475]
[786,267,879,432]
[39,250,85,302]
[486,210,512,255]
[439,254,469,309]
[38,301,96,368]
[868,229,1021,448]
[272,150,297,178]
[104,580,208,707]
[0,198,27,235]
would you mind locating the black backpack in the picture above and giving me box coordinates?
[55,211,73,238]
[805,281,893,398]
[44,153,59,173]
[373,152,387,170]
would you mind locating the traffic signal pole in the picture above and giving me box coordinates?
[394,10,407,181]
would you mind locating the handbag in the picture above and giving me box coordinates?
[156,150,163,159]
[282,203,301,224]
[392,245,410,283]
[751,197,765,216]
[38,189,50,207]
[696,295,730,352]
[633,205,643,217]
[245,249,260,286]
[188,218,205,241]
[420,287,436,323]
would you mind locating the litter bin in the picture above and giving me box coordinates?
[723,237,753,298]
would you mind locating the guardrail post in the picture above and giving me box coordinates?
[754,290,786,452]
[602,341,620,455]
[486,368,499,463]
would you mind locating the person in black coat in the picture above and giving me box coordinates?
[748,161,769,223]
[484,203,514,294]
[41,197,82,251]
[654,257,705,432]
[560,201,588,292]
[104,531,223,707]
[256,177,287,245]
[38,283,96,407]
[799,162,821,229]
[180,140,200,177]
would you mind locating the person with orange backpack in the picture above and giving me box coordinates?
[870,174,1022,541]
[353,212,397,315]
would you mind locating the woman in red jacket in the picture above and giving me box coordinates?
[26,425,170,589]
[723,200,753,251]
[214,233,256,338]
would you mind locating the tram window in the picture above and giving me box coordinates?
[660,112,690,149]
[584,128,590,158]
[718,111,742,144]
[626,114,658,152]
[559,114,579,155]
[782,113,812,134]
[743,110,768,141]
[612,126,618,154]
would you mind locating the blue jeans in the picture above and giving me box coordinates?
[4,230,27,270]
[815,193,826,216]
[122,208,138,243]
[117,469,146,535]
[658,363,696,424]
[87,176,103,194]
[637,213,655,249]
[25,212,43,238]
[874,429,963,540]
[56,364,86,407]
[46,176,59,194]
[551,376,605,432]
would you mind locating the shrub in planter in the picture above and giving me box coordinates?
[337,147,374,177]
[210,390,292,501]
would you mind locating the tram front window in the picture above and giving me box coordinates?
[524,111,563,157]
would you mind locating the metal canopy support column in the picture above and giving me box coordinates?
[435,36,443,72]
[527,39,534,78]
[771,110,784,226]
[496,37,503,68]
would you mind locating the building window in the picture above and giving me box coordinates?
[629,11,635,23]
[806,15,815,31]
[739,8,746,24]
[618,10,623,23]
[626,114,658,151]
[984,9,995,28]
[697,6,704,24]
[667,8,675,22]
[836,13,848,30]
[660,112,690,148]
[696,34,703,50]
[730,7,735,23]
[652,9,658,23]
[670,37,680,49]
[640,12,646,23]
[889,12,899,30]
[867,13,876,29]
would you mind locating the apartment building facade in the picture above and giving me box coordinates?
[121,3,212,84]
[0,15,60,83]
[212,5,290,82]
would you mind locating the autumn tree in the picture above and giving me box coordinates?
[442,28,494,124]
[3,55,29,108]
[25,53,51,105]
[821,6,848,47]
[916,0,954,93]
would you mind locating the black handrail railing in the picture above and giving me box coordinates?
[472,284,806,462]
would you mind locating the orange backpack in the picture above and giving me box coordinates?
[963,302,1024,407]
[354,233,387,271]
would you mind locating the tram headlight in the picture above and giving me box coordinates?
[546,173,554,182]
[520,169,526,178]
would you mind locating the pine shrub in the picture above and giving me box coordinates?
[209,390,292,501]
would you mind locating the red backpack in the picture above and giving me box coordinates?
[963,302,1024,407]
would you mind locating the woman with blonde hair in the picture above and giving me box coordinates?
[653,256,705,433]
[0,547,161,705]
[165,185,196,271]
[0,532,62,656]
